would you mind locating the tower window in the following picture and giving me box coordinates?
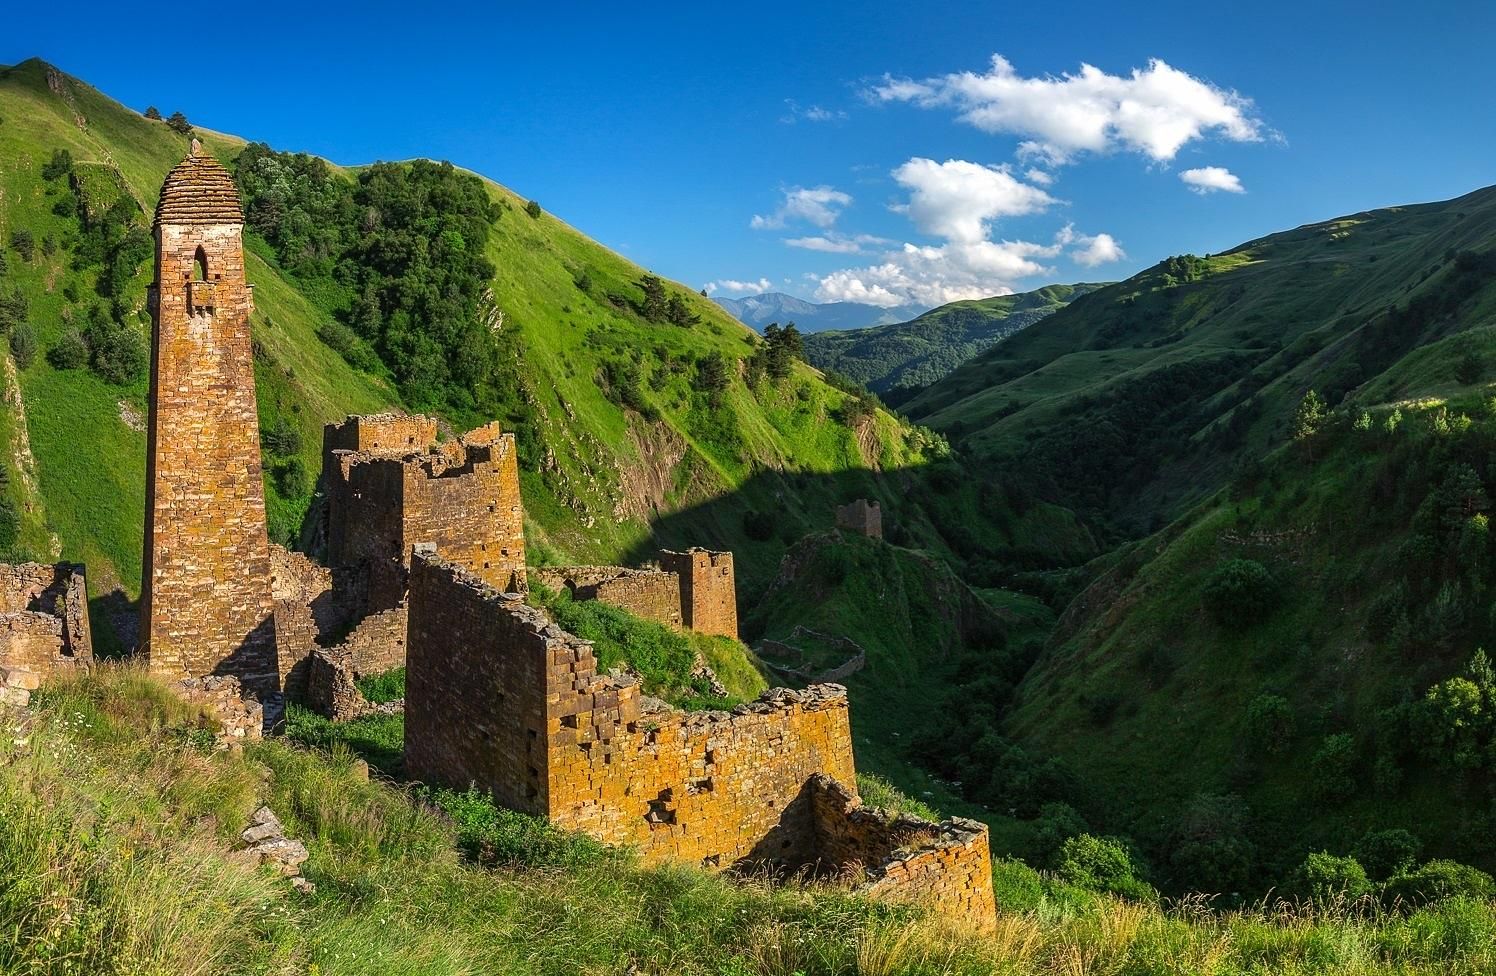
[192,246,209,282]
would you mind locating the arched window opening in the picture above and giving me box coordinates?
[192,246,209,282]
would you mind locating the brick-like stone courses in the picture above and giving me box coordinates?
[0,562,93,674]
[835,499,883,539]
[531,566,684,630]
[270,545,338,700]
[326,418,527,611]
[659,548,738,639]
[405,551,548,813]
[339,605,408,675]
[142,145,278,694]
[807,775,996,931]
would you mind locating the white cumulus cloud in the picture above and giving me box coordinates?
[750,186,852,230]
[1071,231,1126,266]
[705,278,774,296]
[1179,165,1245,194]
[871,54,1264,165]
[1025,167,1055,186]
[784,232,891,254]
[892,158,1056,243]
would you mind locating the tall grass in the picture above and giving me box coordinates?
[5,664,1496,975]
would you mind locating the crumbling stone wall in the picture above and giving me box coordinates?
[0,562,93,674]
[807,775,995,930]
[659,548,738,639]
[403,552,996,924]
[835,499,883,539]
[339,605,408,675]
[142,145,278,694]
[407,551,854,864]
[531,565,683,630]
[326,418,527,610]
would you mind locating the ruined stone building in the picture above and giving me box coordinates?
[531,547,738,639]
[141,142,278,694]
[0,562,93,674]
[324,415,527,611]
[836,498,883,539]
[405,549,996,928]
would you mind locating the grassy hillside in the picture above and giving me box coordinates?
[10,665,1496,975]
[907,193,1496,539]
[0,58,949,639]
[803,283,1106,403]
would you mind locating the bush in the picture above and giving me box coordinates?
[1311,733,1358,803]
[1054,834,1156,901]
[166,111,192,135]
[261,416,303,457]
[9,229,34,262]
[1245,693,1295,754]
[1291,851,1372,902]
[317,319,381,372]
[525,199,542,219]
[8,319,35,369]
[1355,828,1421,880]
[1169,793,1256,895]
[275,457,312,498]
[40,148,74,181]
[427,786,613,869]
[47,330,89,370]
[84,308,147,384]
[1385,860,1496,906]
[1202,558,1278,629]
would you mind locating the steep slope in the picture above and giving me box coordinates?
[0,59,950,644]
[907,191,1496,538]
[714,291,925,333]
[803,283,1106,402]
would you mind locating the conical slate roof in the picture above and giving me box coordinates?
[153,140,243,228]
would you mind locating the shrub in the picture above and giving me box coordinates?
[1031,802,1089,864]
[1291,851,1372,902]
[166,111,192,135]
[1054,834,1156,901]
[1385,860,1496,906]
[9,229,34,262]
[1169,793,1256,895]
[525,199,542,219]
[275,457,311,498]
[1245,693,1296,754]
[47,330,89,370]
[1355,828,1421,880]
[428,786,613,869]
[40,148,74,181]
[84,308,147,384]
[1202,558,1278,629]
[261,416,303,457]
[317,319,381,372]
[8,319,36,369]
[1311,733,1358,803]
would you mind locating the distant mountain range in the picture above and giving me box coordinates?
[713,292,927,333]
[802,283,1108,402]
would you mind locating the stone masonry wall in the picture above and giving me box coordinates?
[340,605,408,675]
[406,551,855,866]
[531,566,683,630]
[405,550,550,814]
[807,775,996,930]
[835,499,883,539]
[659,548,738,639]
[143,149,277,694]
[326,419,527,612]
[0,562,93,674]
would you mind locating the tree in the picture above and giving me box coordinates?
[1291,852,1371,903]
[1245,694,1295,754]
[1202,558,1278,629]
[9,319,36,369]
[1384,860,1496,906]
[47,330,89,370]
[1292,389,1327,441]
[1169,793,1256,894]
[83,305,147,385]
[1311,733,1358,803]
[1383,407,1403,435]
[9,229,34,262]
[694,352,730,399]
[0,289,28,334]
[40,148,73,181]
[637,275,668,321]
[1457,349,1485,385]
[1353,829,1421,880]
[665,293,698,327]
[1054,834,1156,901]
[166,111,193,135]
[525,199,542,219]
[144,106,162,120]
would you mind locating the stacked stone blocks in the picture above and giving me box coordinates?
[835,499,883,539]
[142,144,278,694]
[0,562,93,675]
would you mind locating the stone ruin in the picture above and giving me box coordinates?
[531,546,739,639]
[4,146,998,931]
[835,498,883,539]
[404,548,996,928]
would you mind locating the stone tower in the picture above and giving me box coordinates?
[142,142,278,693]
[659,548,738,639]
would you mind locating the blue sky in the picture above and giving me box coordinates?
[7,0,1494,309]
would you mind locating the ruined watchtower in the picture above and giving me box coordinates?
[142,142,278,693]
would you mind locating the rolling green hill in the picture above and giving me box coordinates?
[0,58,950,642]
[802,283,1106,403]
[906,191,1496,539]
